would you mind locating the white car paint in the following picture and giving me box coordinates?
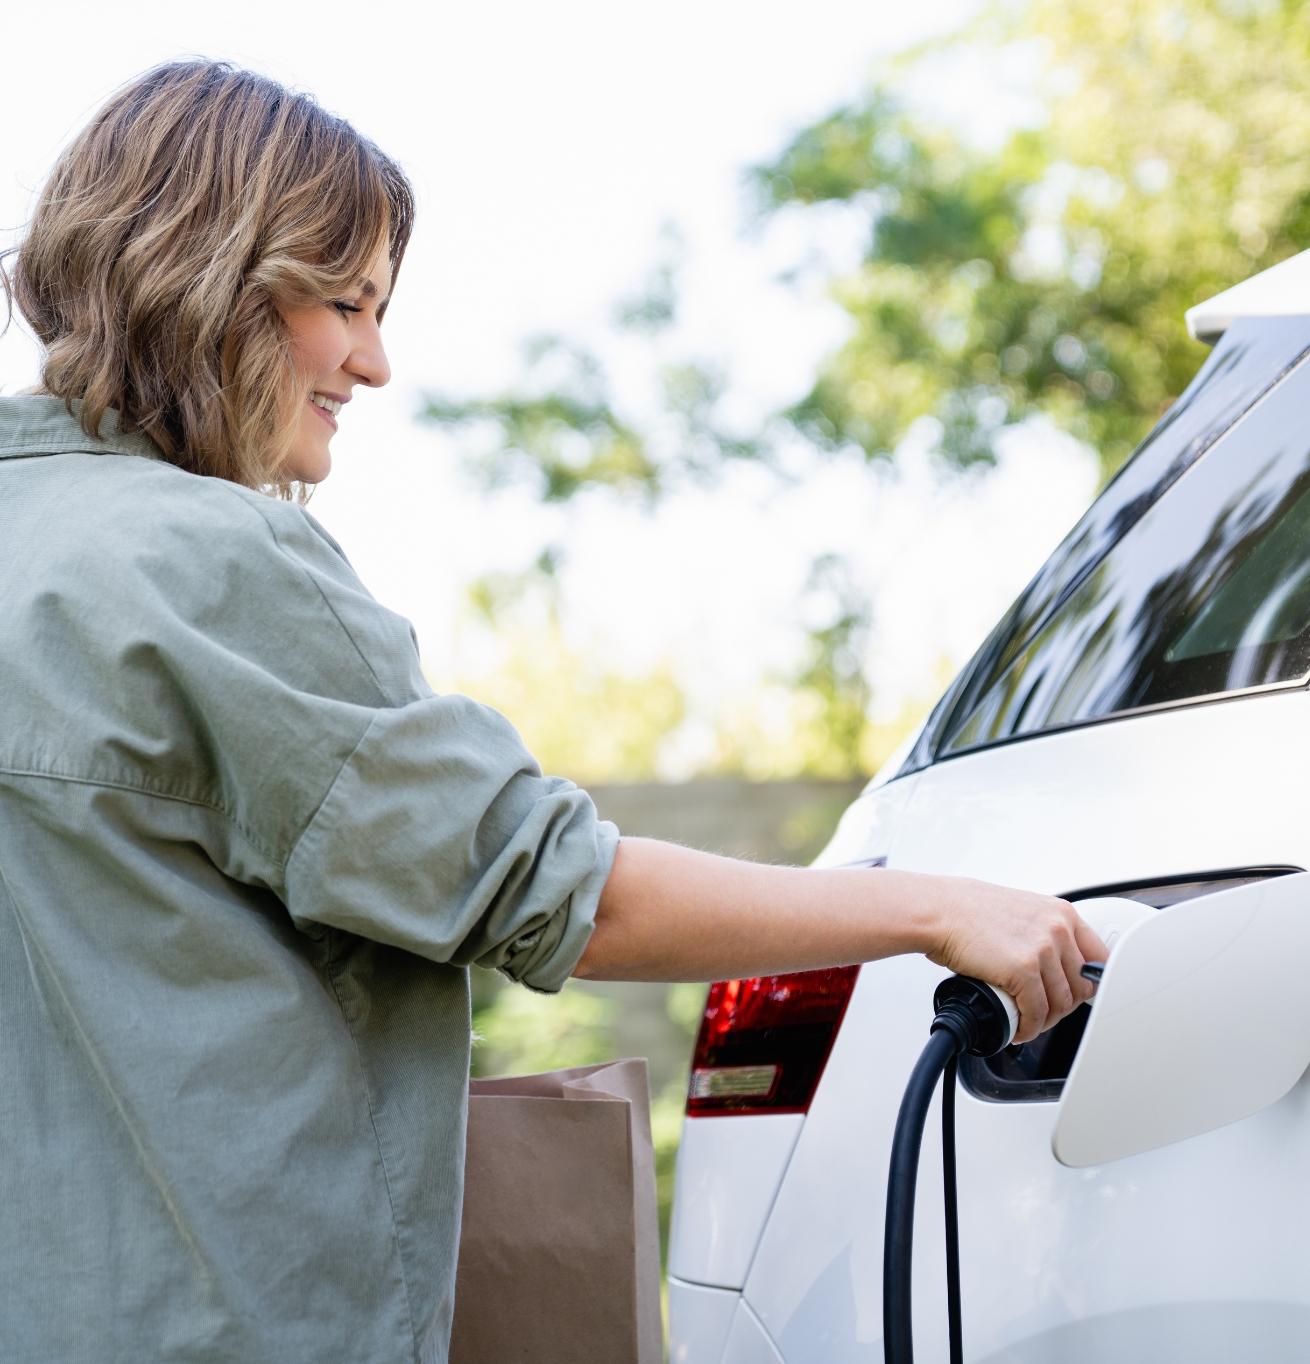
[1187,246,1310,341]
[667,1279,741,1364]
[668,1114,805,1288]
[720,1300,786,1364]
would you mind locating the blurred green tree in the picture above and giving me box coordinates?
[435,553,686,780]
[762,0,1310,481]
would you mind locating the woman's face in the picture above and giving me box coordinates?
[276,244,393,484]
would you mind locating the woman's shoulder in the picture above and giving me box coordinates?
[0,396,342,569]
[0,394,426,706]
[55,445,346,589]
[53,454,429,709]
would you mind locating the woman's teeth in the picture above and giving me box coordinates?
[311,393,342,415]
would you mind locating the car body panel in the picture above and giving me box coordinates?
[971,1300,1310,1364]
[810,766,925,870]
[1187,248,1310,341]
[667,1278,740,1364]
[720,1299,786,1364]
[742,689,1310,1361]
[668,1115,805,1288]
[897,689,1308,896]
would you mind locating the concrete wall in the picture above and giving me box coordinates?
[588,775,865,866]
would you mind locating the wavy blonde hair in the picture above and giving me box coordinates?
[1,60,414,496]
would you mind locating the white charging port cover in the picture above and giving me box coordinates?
[1053,872,1310,1167]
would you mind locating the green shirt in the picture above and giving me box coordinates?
[0,395,619,1363]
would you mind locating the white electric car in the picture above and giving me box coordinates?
[668,252,1310,1363]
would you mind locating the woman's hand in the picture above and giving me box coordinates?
[922,877,1109,1044]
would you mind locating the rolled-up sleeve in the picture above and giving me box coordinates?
[284,694,620,992]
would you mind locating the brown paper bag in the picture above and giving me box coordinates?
[449,1057,664,1364]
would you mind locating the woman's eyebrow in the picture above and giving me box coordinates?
[356,277,392,320]
[358,279,391,306]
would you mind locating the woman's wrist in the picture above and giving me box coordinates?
[870,867,952,961]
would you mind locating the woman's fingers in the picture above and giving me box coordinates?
[1010,966,1049,1046]
[1072,915,1110,975]
[1064,916,1098,1007]
[931,880,1110,1045]
[1015,900,1102,1036]
[1016,911,1095,1042]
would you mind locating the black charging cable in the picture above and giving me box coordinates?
[883,976,1017,1364]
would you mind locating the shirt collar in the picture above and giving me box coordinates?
[0,394,165,462]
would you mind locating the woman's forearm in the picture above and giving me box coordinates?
[575,837,938,981]
[572,835,1108,1044]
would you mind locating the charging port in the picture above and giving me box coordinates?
[961,865,1299,1103]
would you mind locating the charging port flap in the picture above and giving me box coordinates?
[1052,870,1310,1166]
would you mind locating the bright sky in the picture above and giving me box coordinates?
[1,1,1100,776]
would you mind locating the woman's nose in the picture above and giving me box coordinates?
[350,330,391,389]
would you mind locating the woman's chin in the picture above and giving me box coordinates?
[283,447,331,485]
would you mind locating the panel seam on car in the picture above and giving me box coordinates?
[737,1295,787,1362]
[930,680,1310,769]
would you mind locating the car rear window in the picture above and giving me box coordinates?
[898,316,1310,776]
[934,329,1310,757]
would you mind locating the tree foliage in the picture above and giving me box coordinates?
[443,568,687,783]
[762,0,1310,479]
[423,226,768,505]
[445,561,905,782]
[426,0,1310,492]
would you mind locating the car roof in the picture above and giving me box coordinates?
[1187,249,1310,344]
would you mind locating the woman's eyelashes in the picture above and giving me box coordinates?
[334,300,388,326]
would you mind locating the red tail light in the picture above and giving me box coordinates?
[685,965,860,1117]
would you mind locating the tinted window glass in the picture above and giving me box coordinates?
[939,345,1310,754]
[1164,487,1310,665]
[898,314,1310,776]
[993,316,1310,675]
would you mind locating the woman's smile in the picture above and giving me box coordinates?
[308,391,346,430]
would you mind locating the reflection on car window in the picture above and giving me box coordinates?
[901,316,1310,776]
[1165,483,1310,668]
[938,342,1310,757]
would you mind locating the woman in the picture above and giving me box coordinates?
[0,60,1105,1364]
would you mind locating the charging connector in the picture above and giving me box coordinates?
[883,976,1019,1364]
[931,976,1018,1058]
